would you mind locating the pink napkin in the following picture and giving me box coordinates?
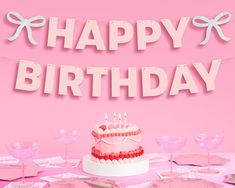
[224,174,235,185]
[50,179,92,188]
[0,164,40,181]
[49,177,120,188]
[172,154,229,166]
[152,178,223,188]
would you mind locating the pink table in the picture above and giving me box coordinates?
[0,153,234,188]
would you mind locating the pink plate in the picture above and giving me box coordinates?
[152,178,223,188]
[0,164,40,181]
[49,177,120,188]
[172,154,229,166]
[224,174,235,185]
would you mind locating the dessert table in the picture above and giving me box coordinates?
[0,153,234,188]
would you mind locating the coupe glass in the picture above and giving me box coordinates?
[7,141,39,187]
[56,129,78,168]
[195,133,224,174]
[156,136,187,177]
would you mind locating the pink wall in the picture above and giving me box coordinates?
[0,0,234,155]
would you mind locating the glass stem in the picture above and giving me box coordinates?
[22,160,25,184]
[207,150,210,171]
[170,153,173,174]
[65,144,68,163]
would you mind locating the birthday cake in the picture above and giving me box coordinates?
[82,113,149,177]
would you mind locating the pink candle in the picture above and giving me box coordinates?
[113,112,117,127]
[105,113,108,128]
[124,112,127,127]
[118,113,122,128]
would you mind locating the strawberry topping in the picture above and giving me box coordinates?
[99,125,107,131]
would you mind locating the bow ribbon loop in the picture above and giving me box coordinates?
[28,16,46,27]
[7,11,46,45]
[192,11,232,45]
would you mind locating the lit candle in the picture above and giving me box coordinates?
[124,112,127,127]
[113,112,117,127]
[119,113,122,128]
[105,113,108,128]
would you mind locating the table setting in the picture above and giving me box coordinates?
[0,131,234,188]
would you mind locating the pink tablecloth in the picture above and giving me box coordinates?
[0,153,234,188]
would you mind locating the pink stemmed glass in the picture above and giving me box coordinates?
[156,136,187,177]
[56,129,78,168]
[6,141,39,187]
[195,133,224,174]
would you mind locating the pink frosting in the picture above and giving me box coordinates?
[94,135,141,153]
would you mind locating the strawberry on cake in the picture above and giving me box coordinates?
[82,112,149,177]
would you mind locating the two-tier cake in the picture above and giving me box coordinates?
[82,112,149,176]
